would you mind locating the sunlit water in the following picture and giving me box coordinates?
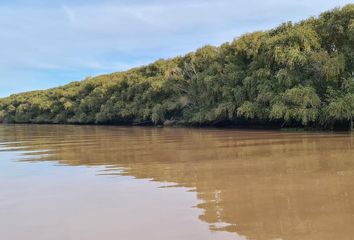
[1,124,354,240]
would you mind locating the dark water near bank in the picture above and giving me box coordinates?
[1,125,354,240]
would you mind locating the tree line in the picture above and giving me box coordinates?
[0,4,353,129]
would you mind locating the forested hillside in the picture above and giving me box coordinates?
[0,5,353,129]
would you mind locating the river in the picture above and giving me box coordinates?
[1,124,354,240]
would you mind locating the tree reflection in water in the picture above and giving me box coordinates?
[1,124,354,240]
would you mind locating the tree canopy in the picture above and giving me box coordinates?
[0,4,353,129]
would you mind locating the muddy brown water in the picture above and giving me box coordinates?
[1,124,354,240]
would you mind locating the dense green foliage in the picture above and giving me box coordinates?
[1,5,353,129]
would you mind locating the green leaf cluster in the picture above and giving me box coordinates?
[1,4,353,129]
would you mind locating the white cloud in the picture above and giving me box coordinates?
[63,5,77,24]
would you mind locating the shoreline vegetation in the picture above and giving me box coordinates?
[0,5,353,130]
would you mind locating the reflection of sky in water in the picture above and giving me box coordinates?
[0,147,243,240]
[1,125,354,240]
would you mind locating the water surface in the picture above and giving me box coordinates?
[1,125,354,240]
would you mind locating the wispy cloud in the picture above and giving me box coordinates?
[0,0,353,97]
[62,5,77,23]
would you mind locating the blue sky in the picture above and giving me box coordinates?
[0,0,353,97]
